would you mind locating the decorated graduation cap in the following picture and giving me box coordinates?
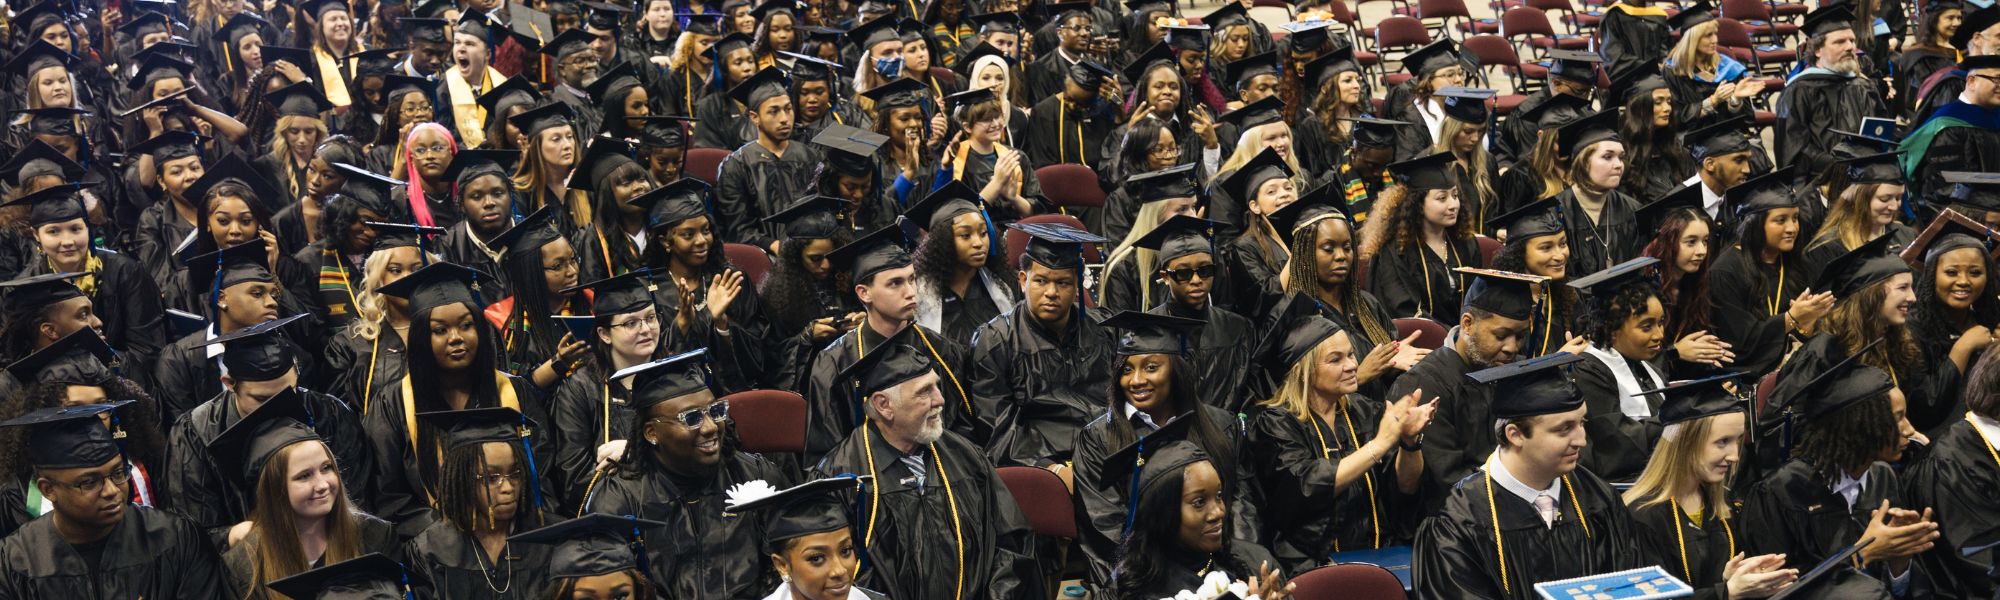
[1222,147,1295,203]
[1009,221,1106,270]
[860,77,928,108]
[1224,52,1280,91]
[1388,151,1457,192]
[1468,351,1586,419]
[1305,45,1362,89]
[829,219,919,283]
[1164,23,1210,52]
[1436,87,1495,124]
[403,16,452,43]
[1069,60,1117,88]
[1133,215,1220,264]
[1568,257,1659,298]
[1957,4,2000,49]
[202,313,309,381]
[1841,151,1904,184]
[783,51,844,82]
[127,52,195,91]
[1342,115,1410,149]
[489,205,565,259]
[1217,96,1285,131]
[1946,171,2000,213]
[0,272,85,320]
[5,328,117,386]
[1402,38,1461,77]
[1487,195,1565,241]
[444,149,522,187]
[1,40,74,80]
[631,178,712,229]
[1908,211,2000,264]
[365,221,446,256]
[728,67,793,109]
[538,28,599,60]
[1636,182,1706,233]
[509,513,668,579]
[265,553,410,600]
[1103,418,1210,532]
[1100,310,1204,357]
[1790,338,1893,422]
[1810,234,1911,300]
[725,476,865,544]
[904,181,987,231]
[1640,372,1747,425]
[1726,166,1798,220]
[1545,49,1602,85]
[1803,4,1856,38]
[508,102,577,140]
[1459,268,1549,321]
[1281,20,1333,50]
[1555,109,1621,157]
[1122,43,1178,86]
[376,261,490,314]
[765,195,853,240]
[266,81,334,118]
[0,402,130,469]
[13,106,89,137]
[207,386,319,484]
[1127,163,1201,202]
[0,182,91,226]
[586,62,645,105]
[129,129,205,162]
[1686,115,1754,160]
[812,124,890,176]
[614,348,714,410]
[1666,0,1717,30]
[1260,292,1345,370]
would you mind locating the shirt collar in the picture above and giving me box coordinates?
[204,324,224,360]
[1686,173,1725,218]
[463,221,504,263]
[1831,469,1869,511]
[1122,402,1163,431]
[1973,412,2000,445]
[1486,451,1561,506]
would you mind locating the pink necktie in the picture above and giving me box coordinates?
[1533,494,1558,528]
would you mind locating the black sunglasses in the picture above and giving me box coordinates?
[1160,265,1216,282]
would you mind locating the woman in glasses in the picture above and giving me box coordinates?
[551,272,666,502]
[402,408,555,599]
[1098,166,1206,314]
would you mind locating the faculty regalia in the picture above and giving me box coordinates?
[1247,400,1417,575]
[1775,69,1888,178]
[1597,3,1672,89]
[1904,418,2000,598]
[1627,500,1741,600]
[1413,463,1647,600]
[0,504,225,600]
[1741,460,1912,598]
[401,520,552,600]
[1369,237,1479,322]
[1902,99,2000,203]
[583,453,790,599]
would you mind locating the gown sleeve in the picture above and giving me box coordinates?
[1369,247,1426,320]
[1571,358,1662,482]
[1412,504,1512,600]
[1069,423,1123,590]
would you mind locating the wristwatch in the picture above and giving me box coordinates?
[1399,434,1426,452]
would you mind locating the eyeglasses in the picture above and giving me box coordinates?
[611,312,660,331]
[1059,24,1094,33]
[1150,143,1181,157]
[653,400,730,430]
[475,468,527,489]
[412,143,452,157]
[1161,265,1215,282]
[543,256,581,272]
[1972,73,2000,86]
[47,464,131,495]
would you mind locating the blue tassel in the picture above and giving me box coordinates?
[517,413,547,511]
[1121,436,1147,536]
[627,514,651,575]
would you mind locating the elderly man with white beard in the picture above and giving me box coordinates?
[1776,4,1892,178]
[812,325,1046,600]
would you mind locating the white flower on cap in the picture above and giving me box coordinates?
[724,480,782,511]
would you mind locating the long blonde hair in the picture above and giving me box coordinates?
[241,441,367,600]
[1622,413,1734,520]
[1433,118,1495,216]
[1807,182,1896,254]
[1526,131,1568,199]
[1098,200,1178,306]
[347,247,440,342]
[1219,123,1309,190]
[1665,21,1722,80]
[1261,331,1344,419]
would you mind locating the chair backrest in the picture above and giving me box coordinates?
[723,242,773,288]
[1291,564,1409,600]
[1523,0,1574,14]
[1719,0,1773,21]
[1754,369,1780,420]
[1461,34,1522,67]
[723,389,807,454]
[1375,16,1432,50]
[996,466,1079,539]
[1500,6,1559,38]
[1395,318,1451,350]
[1329,0,1360,25]
[684,147,731,185]
[1034,164,1108,208]
[1418,0,1472,19]
[1714,17,1756,47]
[1476,234,1501,265]
[1004,213,1104,267]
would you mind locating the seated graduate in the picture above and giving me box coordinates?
[1023,58,1118,171]
[1566,258,1670,483]
[1248,294,1435,574]
[628,178,775,384]
[1098,164,1207,315]
[1272,194,1424,402]
[934,86,1041,220]
[164,155,317,317]
[212,391,397,599]
[1544,110,1644,285]
[715,67,826,253]
[167,313,374,538]
[1622,374,1800,600]
[1803,153,1914,269]
[0,404,223,598]
[1220,148,1300,323]
[1907,346,2000,598]
[761,196,866,389]
[970,222,1116,471]
[1071,311,1268,591]
[690,34,762,152]
[582,349,793,598]
[363,262,553,538]
[1483,196,1588,359]
[726,476,891,600]
[1365,151,1486,324]
[401,407,556,599]
[1634,184,1739,378]
[571,136,661,283]
[484,206,593,390]
[5,184,166,384]
[319,223,441,413]
[1132,216,1256,410]
[814,326,1044,600]
[1388,269,1538,506]
[436,149,524,286]
[0,331,168,538]
[127,131,207,289]
[1904,219,2000,439]
[507,103,584,227]
[1107,435,1292,600]
[265,553,415,600]
[907,182,1020,346]
[153,239,319,424]
[1412,352,1649,600]
[1706,167,1836,377]
[1742,344,1938,598]
[803,218,980,459]
[288,190,391,333]
[508,513,667,600]
[0,272,103,398]
[549,271,666,502]
[810,124,903,235]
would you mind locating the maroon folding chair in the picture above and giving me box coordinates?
[684,147,731,186]
[1716,18,1795,76]
[1476,234,1501,264]
[997,466,1078,592]
[1034,163,1108,209]
[723,389,807,454]
[1374,16,1433,68]
[1395,318,1450,349]
[1753,369,1781,420]
[1720,0,1798,42]
[1525,0,1598,35]
[1330,0,1386,72]
[1417,0,1476,38]
[1004,213,1105,293]
[1502,6,1589,56]
[1291,563,1409,600]
[1461,34,1540,105]
[722,243,772,287]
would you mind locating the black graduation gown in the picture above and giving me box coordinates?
[1369,238,1478,323]
[1151,301,1256,411]
[1294,112,1345,178]
[1248,402,1416,575]
[1704,247,1805,378]
[1024,51,1074,105]
[583,453,791,600]
[551,85,602,143]
[14,250,166,389]
[1627,500,1741,600]
[221,516,400,600]
[1557,188,1643,281]
[937,274,1012,345]
[1664,73,1757,132]
[1222,235,1285,325]
[160,250,319,319]
[290,240,362,329]
[1904,317,1974,439]
[811,424,1043,600]
[691,94,754,151]
[249,153,309,215]
[1387,343,1489,511]
[402,520,554,600]
[1894,48,1958,120]
[163,388,376,535]
[1025,94,1117,171]
[1741,460,1917,598]
[549,364,640,502]
[647,268,775,392]
[133,201,197,292]
[1493,90,1559,169]
[362,374,555,538]
[968,303,1116,468]
[918,145,1046,220]
[439,222,508,292]
[801,323,978,461]
[659,67,709,118]
[1914,72,1967,128]
[1904,420,2000,598]
[1598,6,1671,90]
[1570,353,1664,484]
[1775,70,1888,178]
[715,141,825,250]
[0,505,224,600]
[151,329,324,423]
[321,327,408,416]
[1126,544,1274,600]
[1412,466,1648,600]
[1070,405,1267,589]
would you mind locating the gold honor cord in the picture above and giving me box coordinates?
[1310,404,1381,551]
[1485,473,1591,594]
[1667,497,1736,582]
[859,429,967,600]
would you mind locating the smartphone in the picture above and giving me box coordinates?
[554,316,596,344]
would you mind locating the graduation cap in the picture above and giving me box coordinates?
[1686,115,1754,160]
[1610,63,1669,106]
[126,51,195,92]
[1957,4,2000,49]
[1124,0,1174,14]
[1122,43,1178,86]
[343,48,405,77]
[631,178,713,229]
[444,149,523,186]
[1100,310,1204,357]
[728,67,793,109]
[904,181,986,231]
[479,76,544,126]
[1636,182,1705,234]
[636,116,697,149]
[584,1,632,30]
[956,42,1010,80]
[265,81,334,118]
[1639,373,1746,425]
[1222,147,1294,204]
[0,182,91,227]
[132,38,200,65]
[765,195,853,240]
[10,2,69,37]
[509,513,669,579]
[12,107,88,137]
[0,402,130,469]
[1221,52,1280,92]
[366,221,447,255]
[0,140,83,187]
[1567,257,1658,297]
[945,86,998,111]
[1388,151,1457,192]
[1206,1,1251,26]
[1069,60,1116,88]
[1436,87,1495,124]
[202,313,308,382]
[1342,116,1410,148]
[538,27,599,59]
[1280,20,1333,51]
[1556,109,1621,157]
[1666,0,1717,30]
[1,40,74,80]
[724,476,864,544]
[1946,172,2000,213]
[376,74,433,106]
[332,163,407,209]
[452,11,502,48]
[1164,23,1210,52]
[823,327,928,421]
[613,348,714,410]
[576,135,641,187]
[783,51,843,82]
[753,0,802,20]
[185,154,282,208]
[300,0,352,20]
[829,219,918,282]
[1127,163,1201,203]
[1841,151,1905,184]
[1044,1,1095,22]
[1259,292,1345,370]
[1545,49,1602,85]
[1802,4,1856,38]
[1789,338,1893,422]
[403,16,452,43]
[1102,420,1211,533]
[1468,351,1586,419]
[1726,166,1798,220]
[1217,96,1285,131]
[970,11,1027,36]
[0,271,85,322]
[1305,46,1362,90]
[1487,195,1566,241]
[259,46,315,73]
[1009,221,1106,270]
[184,237,277,306]
[802,25,846,48]
[1133,215,1220,264]
[117,9,179,39]
[851,15,905,50]
[586,63,645,107]
[1512,92,1589,131]
[1402,39,1461,77]
[1268,192,1349,246]
[4,329,117,386]
[418,406,536,453]
[414,0,456,17]
[1459,268,1549,321]
[489,204,565,258]
[1810,235,1911,300]
[1905,211,2000,264]
[812,124,889,176]
[265,553,410,600]
[680,12,729,35]
[508,102,577,140]
[207,386,318,484]
[376,261,490,314]
[510,5,558,49]
[860,77,928,108]
[1962,54,2000,71]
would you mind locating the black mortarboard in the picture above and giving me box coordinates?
[0,402,129,469]
[1217,96,1285,131]
[1556,109,1621,156]
[1841,151,1904,184]
[207,387,318,484]
[837,325,935,396]
[1403,38,1461,77]
[802,25,845,47]
[1810,235,1911,300]
[0,182,90,226]
[11,3,68,38]
[1471,351,1586,419]
[508,6,557,49]
[970,11,1026,35]
[1260,293,1345,370]
[681,13,728,35]
[1636,182,1705,234]
[584,1,631,30]
[186,154,282,208]
[1122,43,1177,87]
[343,48,404,77]
[132,38,199,65]
[366,222,444,257]
[1124,0,1173,14]
[1803,4,1856,38]
[728,67,792,109]
[1044,1,1094,22]
[561,269,654,317]
[1343,116,1410,148]
[1281,20,1332,51]
[955,42,1009,79]
[636,116,696,149]
[508,102,576,139]
[783,51,843,81]
[1389,151,1457,192]
[333,163,406,208]
[724,476,863,543]
[1487,195,1566,240]
[404,17,452,43]
[265,553,409,600]
[1726,166,1798,219]
[418,406,532,451]
[375,261,489,314]
[829,219,918,282]
[1667,0,1717,30]
[489,205,565,258]
[444,149,522,186]
[586,63,644,105]
[299,0,351,20]
[203,313,308,381]
[118,9,178,39]
[615,348,712,410]
[13,106,87,137]
[1791,338,1892,422]
[860,77,928,108]
[1069,60,1116,88]
[1437,87,1495,124]
[1219,54,1280,95]
[1010,221,1105,270]
[1907,211,2000,263]
[1687,115,1753,160]
[4,329,116,386]
[1957,5,2000,49]
[266,82,334,118]
[1,40,73,79]
[259,46,315,73]
[1946,172,2000,212]
[480,77,544,131]
[508,513,668,578]
[129,130,204,162]
[1132,215,1219,264]
[812,124,888,175]
[1305,46,1362,91]
[1222,147,1294,203]
[1610,62,1669,106]
[946,86,998,114]
[1164,24,1209,52]
[1103,426,1211,530]
[1,141,82,186]
[127,52,194,92]
[753,0,801,21]
[904,181,985,230]
[1100,310,1203,356]
[184,239,277,302]
[1640,372,1746,425]
[707,33,754,61]
[1545,49,1602,85]
[538,28,598,58]
[765,196,852,240]
[1568,256,1658,296]
[1830,117,1901,156]
[577,135,641,186]
[1268,192,1349,246]
[631,178,712,229]
[1460,268,1548,320]
[1206,2,1250,26]
[1514,91,1590,131]
[1127,163,1200,203]
[0,272,84,319]
[852,15,904,49]
[1963,54,2000,71]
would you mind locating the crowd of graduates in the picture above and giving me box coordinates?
[7,0,2000,597]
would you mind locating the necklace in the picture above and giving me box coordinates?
[471,535,514,594]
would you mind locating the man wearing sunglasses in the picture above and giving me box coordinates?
[1904,53,2000,204]
[1133,215,1255,412]
[581,348,792,600]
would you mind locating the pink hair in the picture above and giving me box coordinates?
[402,122,458,227]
